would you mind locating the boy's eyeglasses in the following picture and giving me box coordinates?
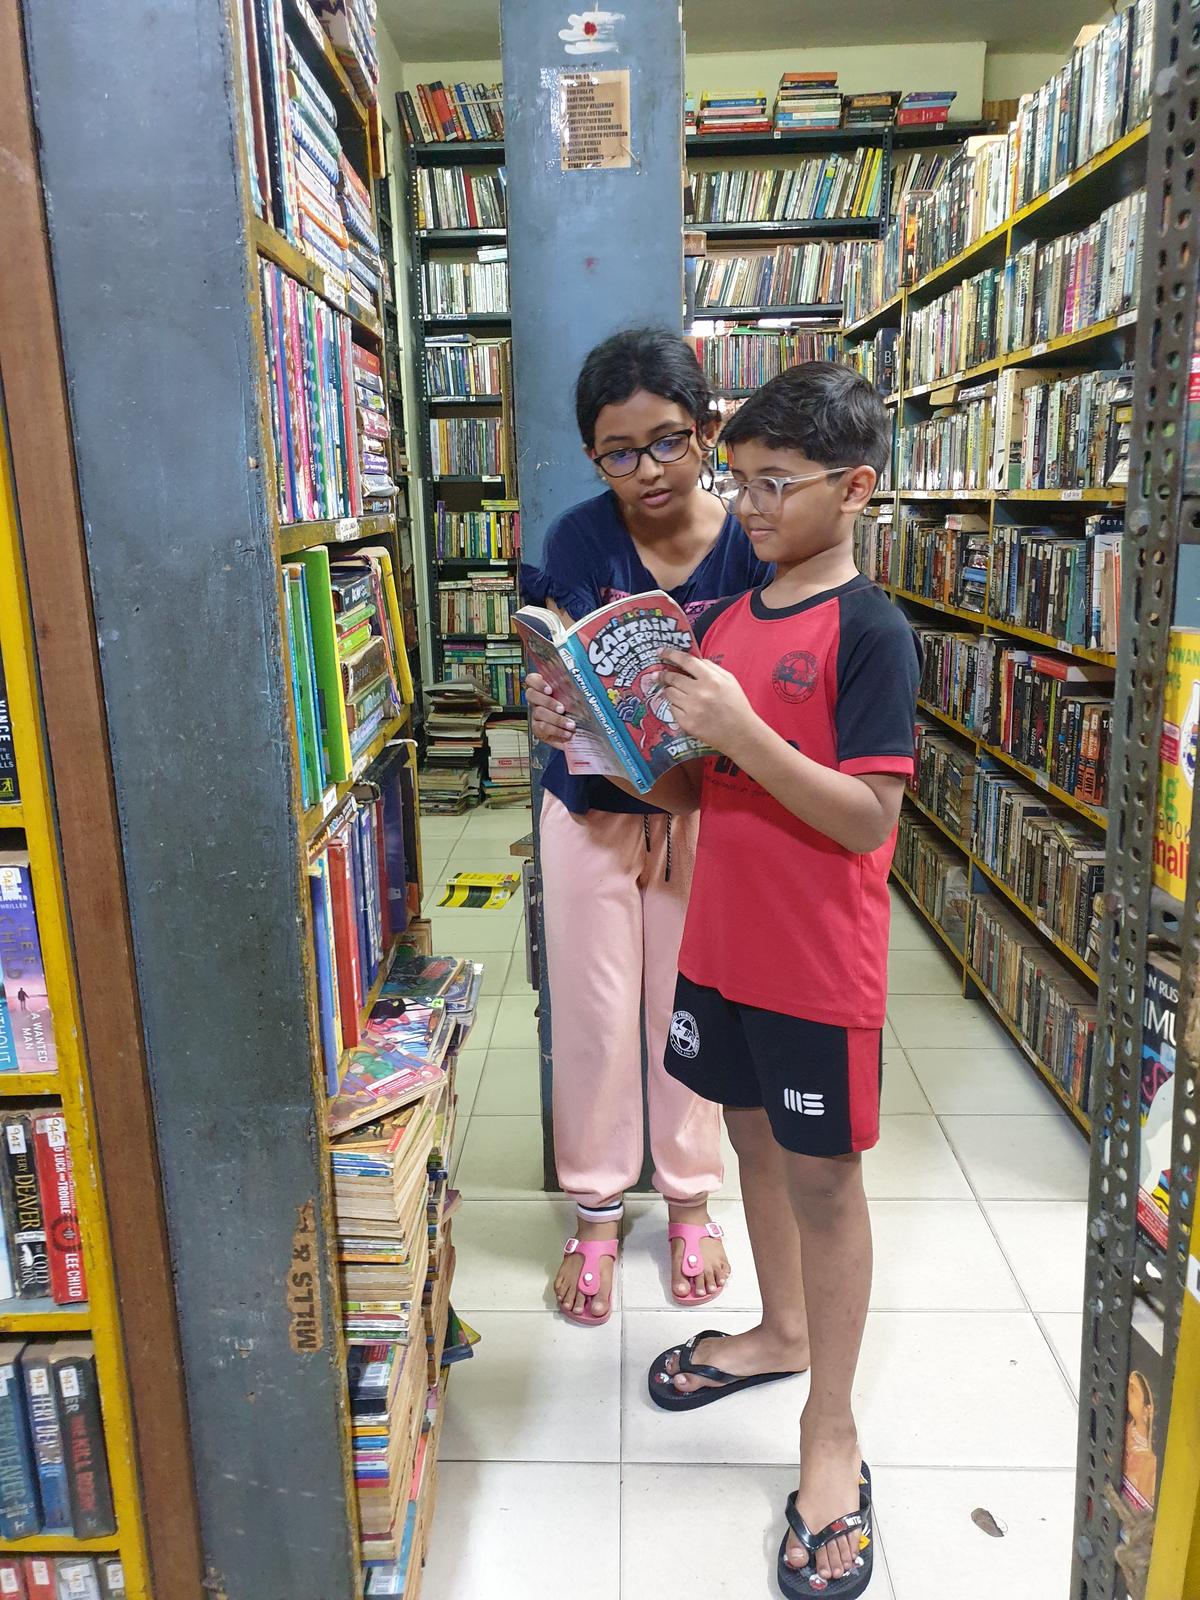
[718,467,848,518]
[594,428,695,478]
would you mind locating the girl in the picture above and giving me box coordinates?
[523,328,770,1324]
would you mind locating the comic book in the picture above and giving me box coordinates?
[514,591,708,793]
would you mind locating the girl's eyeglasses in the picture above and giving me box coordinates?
[717,467,848,518]
[594,427,695,479]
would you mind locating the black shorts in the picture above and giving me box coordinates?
[665,975,883,1157]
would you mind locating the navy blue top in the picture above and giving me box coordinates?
[520,489,771,814]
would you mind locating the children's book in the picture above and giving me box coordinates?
[513,591,709,793]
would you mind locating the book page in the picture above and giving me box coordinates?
[513,615,629,780]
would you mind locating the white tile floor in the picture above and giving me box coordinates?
[420,808,1090,1600]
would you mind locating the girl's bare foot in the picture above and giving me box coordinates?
[784,1422,865,1589]
[666,1322,810,1391]
[553,1217,619,1318]
[667,1200,732,1299]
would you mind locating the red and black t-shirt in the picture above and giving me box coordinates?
[678,575,920,1029]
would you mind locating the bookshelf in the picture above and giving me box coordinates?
[841,5,1152,1133]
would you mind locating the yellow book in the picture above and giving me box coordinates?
[358,545,415,705]
[1153,628,1200,900]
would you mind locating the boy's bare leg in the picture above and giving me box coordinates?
[668,1106,810,1384]
[783,1150,872,1587]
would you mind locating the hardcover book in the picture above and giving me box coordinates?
[0,1117,49,1298]
[20,1344,70,1531]
[50,1343,115,1539]
[0,1341,38,1540]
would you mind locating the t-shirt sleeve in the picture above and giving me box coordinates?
[835,604,921,776]
[520,514,604,621]
[693,592,742,655]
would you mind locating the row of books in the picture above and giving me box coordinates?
[894,813,969,949]
[0,1340,113,1540]
[0,852,54,1074]
[0,651,17,804]
[994,367,1133,491]
[991,514,1122,654]
[419,681,491,814]
[260,262,362,522]
[428,416,506,480]
[902,134,1013,289]
[421,259,509,319]
[415,167,506,232]
[840,326,899,395]
[689,150,884,224]
[441,644,524,715]
[0,1113,83,1304]
[891,510,990,613]
[969,897,1097,1111]
[916,626,1113,808]
[437,576,516,637]
[485,721,531,808]
[897,382,995,491]
[693,241,854,309]
[353,344,399,510]
[397,82,505,145]
[1010,0,1153,210]
[1000,190,1144,353]
[912,722,975,841]
[309,742,419,1096]
[433,501,520,562]
[693,328,842,390]
[889,150,956,217]
[426,337,507,400]
[906,264,1002,388]
[0,1557,124,1600]
[692,80,957,136]
[281,547,410,807]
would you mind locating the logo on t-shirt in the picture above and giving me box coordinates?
[669,1010,701,1059]
[772,650,820,704]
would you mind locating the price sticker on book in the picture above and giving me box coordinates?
[324,278,347,310]
[1034,771,1049,790]
[320,786,338,820]
[59,1367,81,1399]
[335,516,359,542]
[28,1367,49,1397]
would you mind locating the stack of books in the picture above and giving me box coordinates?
[313,0,380,101]
[419,682,492,813]
[353,345,399,510]
[339,154,384,316]
[484,721,532,807]
[685,95,698,136]
[397,81,505,144]
[287,38,352,288]
[843,90,902,129]
[695,92,772,136]
[896,89,957,128]
[0,1556,126,1598]
[416,168,507,231]
[0,853,55,1076]
[773,72,841,131]
[441,640,524,709]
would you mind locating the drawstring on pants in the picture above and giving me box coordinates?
[643,814,674,882]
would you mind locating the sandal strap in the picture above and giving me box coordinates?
[563,1236,618,1297]
[784,1472,872,1555]
[675,1330,739,1384]
[668,1221,725,1282]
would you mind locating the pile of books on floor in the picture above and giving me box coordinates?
[419,681,492,813]
[484,720,531,807]
[0,1556,126,1598]
[773,72,842,131]
[695,92,772,136]
[397,81,505,144]
[0,1338,115,1541]
[345,953,483,1594]
[352,345,399,511]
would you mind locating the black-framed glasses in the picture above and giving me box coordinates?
[717,467,848,518]
[594,427,696,479]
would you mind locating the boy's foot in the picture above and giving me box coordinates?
[784,1427,865,1588]
[665,1323,810,1392]
[667,1200,731,1300]
[554,1217,619,1319]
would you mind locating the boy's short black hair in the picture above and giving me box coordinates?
[575,328,716,449]
[720,361,890,476]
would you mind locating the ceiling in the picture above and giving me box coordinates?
[380,0,1109,64]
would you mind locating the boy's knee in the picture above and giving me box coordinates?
[723,1103,772,1156]
[785,1149,864,1207]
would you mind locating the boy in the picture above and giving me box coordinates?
[529,362,919,1596]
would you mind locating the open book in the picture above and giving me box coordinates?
[513,590,708,793]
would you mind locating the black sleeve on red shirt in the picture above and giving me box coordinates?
[835,589,922,775]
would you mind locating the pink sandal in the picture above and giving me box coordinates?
[668,1221,727,1305]
[559,1236,619,1326]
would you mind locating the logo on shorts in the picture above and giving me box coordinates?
[783,1088,825,1116]
[669,1010,700,1059]
[772,650,820,704]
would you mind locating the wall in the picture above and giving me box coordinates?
[984,50,1069,103]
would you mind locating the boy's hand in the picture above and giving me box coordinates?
[525,673,576,749]
[661,648,758,756]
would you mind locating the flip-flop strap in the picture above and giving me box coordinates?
[563,1236,618,1297]
[675,1330,739,1384]
[784,1481,871,1556]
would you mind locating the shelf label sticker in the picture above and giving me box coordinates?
[1032,342,1048,357]
[324,277,347,310]
[287,1199,324,1353]
[320,786,338,820]
[558,67,632,170]
[1062,489,1083,501]
[1050,178,1070,201]
[1037,919,1052,940]
[1034,771,1049,790]
[1057,640,1072,653]
[335,516,360,542]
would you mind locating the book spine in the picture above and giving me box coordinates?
[0,1352,39,1539]
[97,1558,126,1599]
[562,636,652,792]
[0,653,18,805]
[57,1350,116,1538]
[2,1116,49,1297]
[0,861,55,1071]
[0,1558,28,1599]
[32,1117,86,1305]
[21,1352,70,1530]
[23,1559,55,1600]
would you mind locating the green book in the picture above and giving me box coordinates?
[286,566,324,801]
[297,547,352,782]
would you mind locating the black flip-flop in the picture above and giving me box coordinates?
[777,1462,874,1598]
[647,1329,803,1411]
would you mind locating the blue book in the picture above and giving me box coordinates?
[309,862,341,1096]
[21,1343,71,1531]
[0,1341,39,1538]
[0,853,55,1071]
[370,745,409,936]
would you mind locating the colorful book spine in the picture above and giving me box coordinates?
[0,854,55,1072]
[1,1117,49,1298]
[31,1117,85,1306]
[0,1343,39,1539]
[52,1343,115,1539]
[20,1344,70,1531]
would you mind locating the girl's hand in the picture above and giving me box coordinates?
[660,648,758,756]
[526,673,577,750]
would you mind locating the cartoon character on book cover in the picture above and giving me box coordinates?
[579,603,701,771]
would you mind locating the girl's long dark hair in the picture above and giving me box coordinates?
[574,328,716,448]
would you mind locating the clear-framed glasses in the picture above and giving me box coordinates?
[594,427,696,479]
[717,467,848,518]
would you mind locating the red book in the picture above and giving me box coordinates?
[20,1562,51,1600]
[0,1560,28,1599]
[416,83,442,141]
[895,105,951,126]
[31,1114,87,1305]
[352,345,382,380]
[431,83,460,141]
[326,836,363,1041]
[462,176,479,229]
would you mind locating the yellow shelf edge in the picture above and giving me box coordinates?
[279,513,397,557]
[1008,120,1150,232]
[904,306,1138,401]
[886,581,1118,669]
[0,1072,62,1097]
[251,217,383,341]
[970,853,1100,986]
[2,1532,122,1554]
[302,711,411,846]
[842,288,906,340]
[0,800,25,826]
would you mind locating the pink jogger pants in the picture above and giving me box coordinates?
[539,791,724,1208]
